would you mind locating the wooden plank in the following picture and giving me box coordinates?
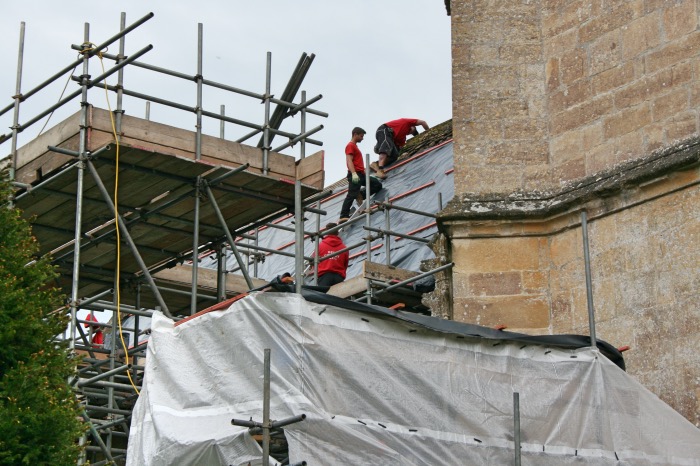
[154,264,266,293]
[363,262,421,283]
[296,150,324,189]
[14,109,82,169]
[327,275,367,298]
[89,108,296,178]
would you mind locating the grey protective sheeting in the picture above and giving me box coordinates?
[127,292,700,465]
[200,142,454,281]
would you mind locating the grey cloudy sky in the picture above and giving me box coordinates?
[0,0,452,185]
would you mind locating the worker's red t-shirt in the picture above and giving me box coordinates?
[345,141,364,174]
[385,118,419,147]
[317,234,349,278]
[92,331,104,346]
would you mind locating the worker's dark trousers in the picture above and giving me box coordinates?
[318,272,344,288]
[340,171,382,219]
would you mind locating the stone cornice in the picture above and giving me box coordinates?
[439,137,700,222]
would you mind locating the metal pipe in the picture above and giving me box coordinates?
[9,22,25,183]
[77,364,131,387]
[15,45,152,134]
[365,154,372,304]
[294,181,304,294]
[384,207,391,265]
[300,91,306,159]
[0,12,154,119]
[191,178,201,315]
[363,225,431,244]
[203,183,255,289]
[85,159,172,318]
[313,199,321,285]
[77,288,114,309]
[263,52,272,175]
[115,13,126,135]
[271,124,324,153]
[376,201,437,218]
[69,23,91,354]
[373,262,455,296]
[262,348,271,466]
[220,104,225,138]
[81,411,115,464]
[514,392,521,466]
[581,210,597,348]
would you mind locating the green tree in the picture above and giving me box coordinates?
[0,172,86,465]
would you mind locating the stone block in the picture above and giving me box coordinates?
[665,111,698,142]
[468,271,522,296]
[452,237,545,273]
[453,295,550,328]
[621,11,662,61]
[579,1,641,44]
[546,57,560,91]
[603,103,651,139]
[543,28,578,57]
[663,0,698,41]
[560,48,585,84]
[589,30,622,76]
[550,80,593,114]
[591,62,636,94]
[651,87,690,122]
[646,31,700,73]
[543,0,594,38]
[551,95,614,135]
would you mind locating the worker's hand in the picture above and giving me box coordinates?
[351,173,360,184]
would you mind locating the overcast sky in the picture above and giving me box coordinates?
[0,1,451,185]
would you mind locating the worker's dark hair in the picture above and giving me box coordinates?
[323,222,338,236]
[352,126,366,136]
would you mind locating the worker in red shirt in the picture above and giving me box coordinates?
[315,222,349,288]
[339,126,382,223]
[84,313,104,347]
[371,117,429,178]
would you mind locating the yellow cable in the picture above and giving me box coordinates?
[94,48,140,395]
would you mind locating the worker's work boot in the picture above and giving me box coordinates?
[369,161,387,179]
[356,192,364,206]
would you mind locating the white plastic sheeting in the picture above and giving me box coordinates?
[128,292,700,465]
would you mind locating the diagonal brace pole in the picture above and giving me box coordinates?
[202,181,254,290]
[86,159,172,318]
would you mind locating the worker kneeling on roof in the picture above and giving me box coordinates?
[315,222,349,288]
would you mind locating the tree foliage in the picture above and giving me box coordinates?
[0,172,86,465]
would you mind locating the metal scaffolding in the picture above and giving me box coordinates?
[2,12,451,465]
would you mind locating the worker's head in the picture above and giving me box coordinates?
[351,127,366,143]
[410,125,419,136]
[323,222,338,236]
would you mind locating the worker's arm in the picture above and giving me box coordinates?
[345,153,355,173]
[346,153,359,183]
[416,119,430,131]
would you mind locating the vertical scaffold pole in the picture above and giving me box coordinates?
[220,104,225,138]
[514,392,521,466]
[300,90,306,159]
[74,24,92,465]
[262,52,272,175]
[364,154,372,304]
[294,181,304,294]
[191,23,204,315]
[9,22,25,184]
[115,13,126,134]
[581,210,597,348]
[313,199,321,285]
[262,349,272,466]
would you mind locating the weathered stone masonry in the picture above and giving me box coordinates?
[442,0,700,426]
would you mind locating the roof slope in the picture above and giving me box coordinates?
[201,120,455,288]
